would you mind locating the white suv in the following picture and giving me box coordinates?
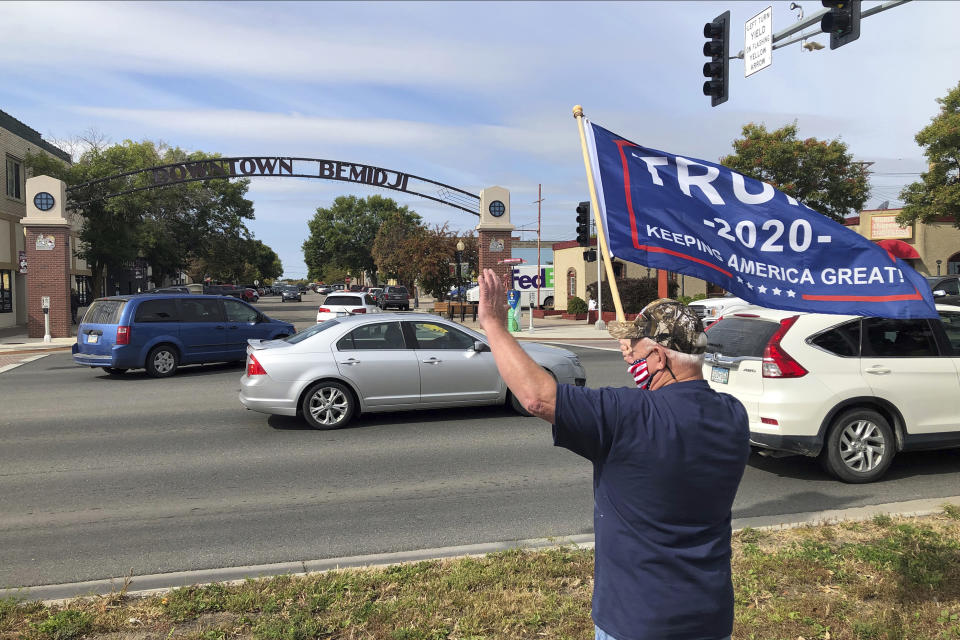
[687,294,752,327]
[702,305,960,483]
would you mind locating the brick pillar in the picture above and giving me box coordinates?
[24,226,71,338]
[477,230,514,286]
[23,175,73,338]
[476,186,514,289]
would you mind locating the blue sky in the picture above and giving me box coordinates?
[2,1,957,279]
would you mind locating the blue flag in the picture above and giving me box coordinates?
[584,120,937,319]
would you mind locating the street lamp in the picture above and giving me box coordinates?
[455,240,465,310]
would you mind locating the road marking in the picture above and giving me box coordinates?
[0,353,51,374]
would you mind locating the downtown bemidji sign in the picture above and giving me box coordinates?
[70,156,480,215]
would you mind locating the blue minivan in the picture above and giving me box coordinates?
[72,294,296,377]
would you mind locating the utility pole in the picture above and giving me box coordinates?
[530,185,544,333]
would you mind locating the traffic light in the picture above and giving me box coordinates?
[821,1,860,49]
[576,201,590,247]
[583,249,597,263]
[702,10,730,107]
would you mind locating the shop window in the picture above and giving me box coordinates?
[0,270,11,313]
[567,268,577,299]
[949,251,960,276]
[6,156,22,200]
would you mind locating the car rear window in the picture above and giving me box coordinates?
[134,299,180,323]
[82,300,127,324]
[323,295,362,306]
[705,316,780,358]
[809,320,860,357]
[388,286,408,294]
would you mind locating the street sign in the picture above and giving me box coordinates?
[41,296,50,309]
[744,6,772,77]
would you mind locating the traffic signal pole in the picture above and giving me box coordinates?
[731,0,909,59]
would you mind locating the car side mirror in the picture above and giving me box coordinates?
[933,289,947,298]
[472,340,489,352]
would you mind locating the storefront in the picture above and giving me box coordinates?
[843,209,960,277]
[1,109,74,329]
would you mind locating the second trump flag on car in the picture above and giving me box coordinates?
[580,119,937,319]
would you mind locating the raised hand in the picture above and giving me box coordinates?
[477,268,508,332]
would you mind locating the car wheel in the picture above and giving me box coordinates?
[543,296,554,309]
[145,345,179,378]
[101,367,128,376]
[820,408,895,483]
[402,305,410,311]
[301,381,355,429]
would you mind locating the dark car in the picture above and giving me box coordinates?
[377,285,410,311]
[927,275,960,307]
[280,286,302,303]
[72,294,295,377]
[204,285,243,299]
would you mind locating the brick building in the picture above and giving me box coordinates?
[0,110,89,329]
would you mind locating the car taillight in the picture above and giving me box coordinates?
[350,308,366,314]
[318,307,330,313]
[116,326,130,345]
[247,353,266,376]
[762,315,807,378]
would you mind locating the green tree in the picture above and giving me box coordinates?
[302,195,421,283]
[371,212,425,290]
[720,122,870,223]
[898,81,960,227]
[413,225,478,300]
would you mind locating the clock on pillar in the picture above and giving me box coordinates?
[477,186,514,284]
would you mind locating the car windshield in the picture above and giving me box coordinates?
[284,319,339,344]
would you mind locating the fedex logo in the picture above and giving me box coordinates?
[512,267,554,290]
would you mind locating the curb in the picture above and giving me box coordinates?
[6,495,959,605]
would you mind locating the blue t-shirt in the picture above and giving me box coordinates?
[553,380,749,640]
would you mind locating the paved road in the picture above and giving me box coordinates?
[2,296,959,588]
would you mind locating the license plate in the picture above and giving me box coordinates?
[336,312,347,317]
[87,334,99,344]
[710,366,729,384]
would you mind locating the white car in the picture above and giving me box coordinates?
[316,292,380,323]
[702,304,960,483]
[687,293,752,327]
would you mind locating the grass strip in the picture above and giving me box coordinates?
[2,509,960,640]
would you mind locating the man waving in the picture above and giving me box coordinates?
[477,268,749,640]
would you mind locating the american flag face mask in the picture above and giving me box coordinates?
[627,358,651,390]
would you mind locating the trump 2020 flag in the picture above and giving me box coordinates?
[583,120,938,319]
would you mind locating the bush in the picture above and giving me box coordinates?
[678,293,708,305]
[586,277,679,315]
[567,296,588,314]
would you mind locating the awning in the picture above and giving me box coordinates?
[875,239,921,260]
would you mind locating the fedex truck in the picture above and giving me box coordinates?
[467,265,555,308]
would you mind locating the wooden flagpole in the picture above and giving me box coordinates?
[573,105,625,322]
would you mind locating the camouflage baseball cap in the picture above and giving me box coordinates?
[607,298,708,354]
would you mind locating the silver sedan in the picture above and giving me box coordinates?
[239,313,587,429]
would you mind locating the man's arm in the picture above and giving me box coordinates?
[477,269,556,422]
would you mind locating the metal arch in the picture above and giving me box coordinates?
[65,156,481,216]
